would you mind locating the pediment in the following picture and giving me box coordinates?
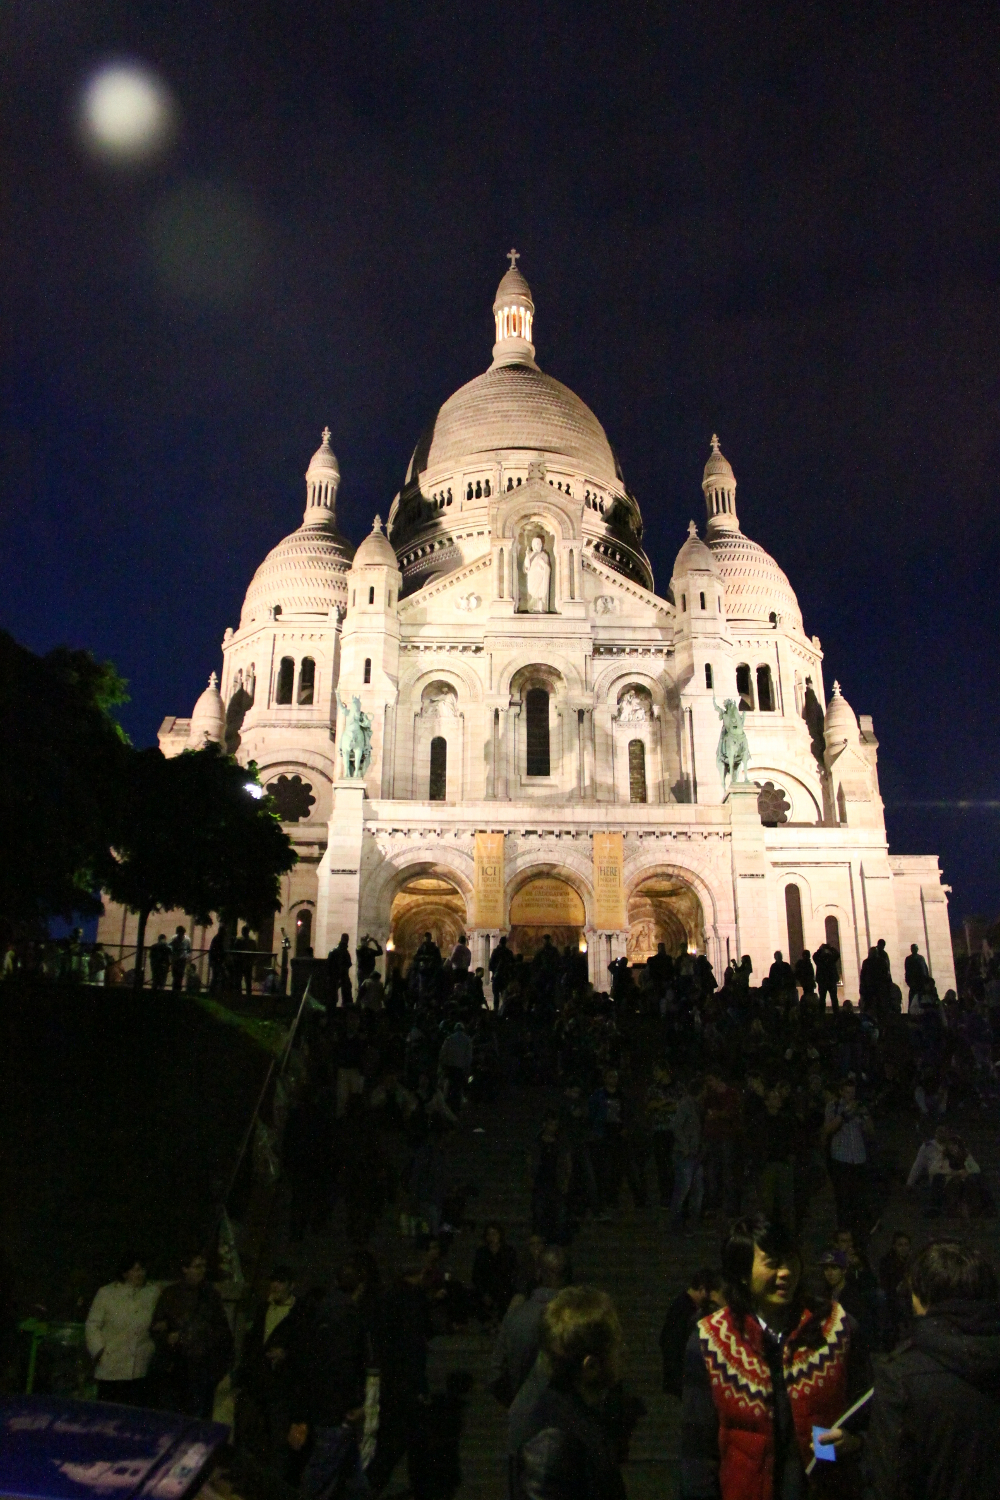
[582,551,672,619]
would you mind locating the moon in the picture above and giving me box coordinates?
[79,62,176,162]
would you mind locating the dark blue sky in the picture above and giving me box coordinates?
[2,2,998,923]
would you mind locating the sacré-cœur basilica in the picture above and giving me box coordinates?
[99,257,955,997]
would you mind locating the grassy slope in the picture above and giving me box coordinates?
[0,984,269,1315]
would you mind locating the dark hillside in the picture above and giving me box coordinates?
[0,985,268,1313]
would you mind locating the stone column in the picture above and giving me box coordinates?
[315,780,366,957]
[506,704,520,798]
[727,782,772,978]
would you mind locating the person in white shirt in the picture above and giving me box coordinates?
[85,1254,161,1403]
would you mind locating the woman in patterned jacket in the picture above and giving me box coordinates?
[680,1216,870,1500]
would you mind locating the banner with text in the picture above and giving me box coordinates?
[474,832,505,928]
[593,831,625,929]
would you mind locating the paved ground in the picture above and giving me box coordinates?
[266,1079,1000,1500]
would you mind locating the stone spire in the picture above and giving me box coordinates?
[702,433,739,535]
[491,252,537,369]
[303,427,341,527]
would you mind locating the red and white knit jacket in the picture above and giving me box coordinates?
[690,1303,853,1500]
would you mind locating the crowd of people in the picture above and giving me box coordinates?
[32,925,1000,1497]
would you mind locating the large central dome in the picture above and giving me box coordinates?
[420,363,621,485]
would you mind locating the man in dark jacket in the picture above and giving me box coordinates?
[150,1251,234,1418]
[511,1286,626,1500]
[287,1264,368,1500]
[365,1265,432,1496]
[235,1265,305,1474]
[659,1270,723,1397]
[848,1240,1000,1499]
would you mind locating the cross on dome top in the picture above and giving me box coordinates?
[322,425,332,444]
[687,520,699,537]
[507,247,520,269]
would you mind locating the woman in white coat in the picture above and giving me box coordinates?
[85,1254,161,1404]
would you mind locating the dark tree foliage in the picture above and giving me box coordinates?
[0,630,129,929]
[101,744,296,988]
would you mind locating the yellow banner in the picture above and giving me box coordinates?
[474,831,505,928]
[593,831,625,929]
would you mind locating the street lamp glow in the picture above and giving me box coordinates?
[79,62,176,162]
[244,782,265,800]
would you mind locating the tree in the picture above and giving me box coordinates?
[101,744,296,989]
[0,631,130,933]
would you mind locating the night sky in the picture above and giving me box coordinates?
[2,3,998,925]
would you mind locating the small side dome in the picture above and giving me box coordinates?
[824,681,860,746]
[352,515,398,570]
[189,671,226,746]
[672,520,722,578]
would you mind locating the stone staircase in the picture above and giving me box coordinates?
[271,1079,1000,1499]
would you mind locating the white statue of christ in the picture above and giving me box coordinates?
[525,536,551,612]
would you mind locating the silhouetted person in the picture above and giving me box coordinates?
[327,932,353,1005]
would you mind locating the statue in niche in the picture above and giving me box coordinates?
[617,689,649,724]
[525,535,551,613]
[420,684,458,719]
[337,694,373,780]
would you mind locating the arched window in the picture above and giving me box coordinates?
[297,657,315,705]
[736,663,755,711]
[429,736,447,801]
[824,915,841,955]
[705,663,714,690]
[568,549,575,600]
[526,687,550,776]
[276,657,294,705]
[681,594,687,612]
[837,784,848,825]
[699,591,706,610]
[368,586,375,605]
[294,908,312,958]
[756,664,775,711]
[785,884,804,963]
[497,548,505,598]
[363,658,372,685]
[628,739,647,803]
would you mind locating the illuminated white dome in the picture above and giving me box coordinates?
[699,435,803,629]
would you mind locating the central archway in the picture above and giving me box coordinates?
[508,875,586,960]
[627,874,705,962]
[389,875,467,968]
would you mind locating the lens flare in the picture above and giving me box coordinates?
[79,62,176,163]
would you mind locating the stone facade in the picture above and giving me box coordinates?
[100,259,955,997]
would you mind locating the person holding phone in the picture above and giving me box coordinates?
[680,1216,870,1500]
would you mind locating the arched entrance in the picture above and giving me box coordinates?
[508,875,586,960]
[389,875,468,968]
[627,874,705,963]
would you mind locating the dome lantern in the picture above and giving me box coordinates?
[491,249,537,369]
[303,426,341,527]
[702,433,739,535]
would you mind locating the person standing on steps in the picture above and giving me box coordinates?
[681,1216,870,1500]
[327,932,353,1006]
[813,940,841,1013]
[511,1286,627,1500]
[659,1269,723,1399]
